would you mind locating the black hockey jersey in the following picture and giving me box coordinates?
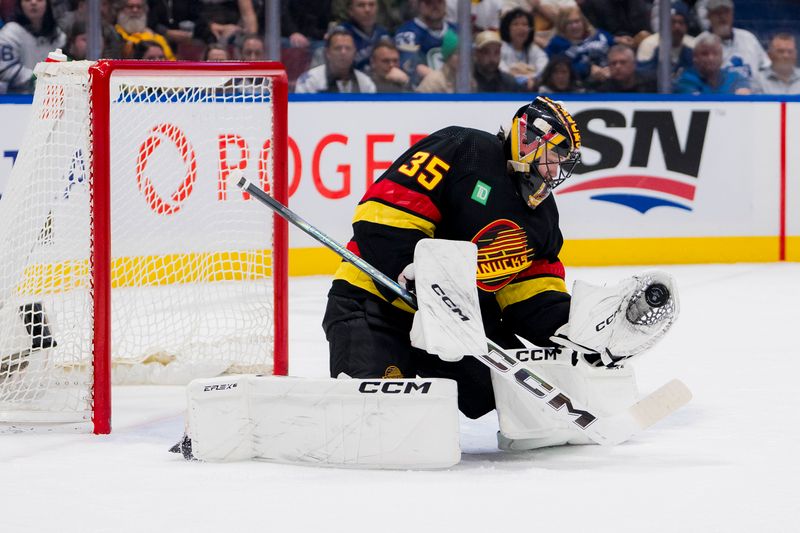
[330,126,570,345]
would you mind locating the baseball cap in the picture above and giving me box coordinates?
[670,1,690,21]
[474,30,502,49]
[706,0,734,12]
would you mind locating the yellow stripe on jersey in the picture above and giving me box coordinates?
[353,201,436,237]
[496,276,567,310]
[334,261,416,313]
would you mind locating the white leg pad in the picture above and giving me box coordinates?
[493,362,639,450]
[186,375,461,469]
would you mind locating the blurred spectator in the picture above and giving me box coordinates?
[146,0,201,46]
[537,53,582,92]
[281,0,333,49]
[579,0,652,48]
[0,0,67,93]
[415,28,465,92]
[528,0,563,48]
[693,0,712,32]
[752,33,800,94]
[339,0,389,71]
[545,6,613,86]
[239,33,265,60]
[295,26,376,93]
[650,0,704,36]
[204,42,230,61]
[131,38,167,59]
[638,1,695,76]
[498,7,548,91]
[446,0,504,32]
[394,0,456,85]
[369,38,411,91]
[197,0,257,45]
[596,44,657,92]
[674,31,750,93]
[697,0,768,81]
[65,19,87,59]
[333,0,410,33]
[473,30,521,92]
[115,0,175,59]
[60,0,122,58]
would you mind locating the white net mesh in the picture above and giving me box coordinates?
[0,61,284,429]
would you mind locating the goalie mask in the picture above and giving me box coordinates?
[506,96,582,210]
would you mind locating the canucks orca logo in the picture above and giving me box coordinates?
[471,219,534,292]
[561,109,709,214]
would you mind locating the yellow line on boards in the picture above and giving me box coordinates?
[16,250,273,295]
[12,238,792,295]
[288,236,787,276]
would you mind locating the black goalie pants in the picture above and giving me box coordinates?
[322,294,496,419]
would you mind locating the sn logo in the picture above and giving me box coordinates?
[574,109,710,178]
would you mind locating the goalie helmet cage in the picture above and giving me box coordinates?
[0,60,289,434]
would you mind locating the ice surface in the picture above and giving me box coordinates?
[2,263,798,533]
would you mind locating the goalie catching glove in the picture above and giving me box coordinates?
[551,271,679,368]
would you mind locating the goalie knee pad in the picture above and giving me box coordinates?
[492,362,638,450]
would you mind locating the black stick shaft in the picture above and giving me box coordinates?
[237,177,418,309]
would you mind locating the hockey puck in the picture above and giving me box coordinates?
[644,283,670,308]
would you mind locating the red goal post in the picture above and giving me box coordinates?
[0,60,289,434]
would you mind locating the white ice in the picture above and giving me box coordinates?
[2,263,798,533]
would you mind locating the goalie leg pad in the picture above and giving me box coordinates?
[186,375,461,469]
[492,363,639,450]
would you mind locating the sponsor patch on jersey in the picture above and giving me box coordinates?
[471,219,534,292]
[471,180,491,205]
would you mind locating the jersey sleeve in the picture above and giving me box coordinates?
[0,25,32,91]
[495,257,570,346]
[342,130,463,302]
[394,25,422,80]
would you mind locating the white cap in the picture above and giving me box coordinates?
[46,49,68,62]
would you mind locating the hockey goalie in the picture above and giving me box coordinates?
[176,96,689,467]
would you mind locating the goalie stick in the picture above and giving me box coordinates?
[237,177,691,446]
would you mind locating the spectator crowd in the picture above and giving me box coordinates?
[0,0,798,95]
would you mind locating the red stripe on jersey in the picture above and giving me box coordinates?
[346,240,361,257]
[515,259,565,281]
[361,179,442,223]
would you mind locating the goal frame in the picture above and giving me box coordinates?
[88,60,289,434]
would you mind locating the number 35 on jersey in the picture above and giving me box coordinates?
[398,151,451,191]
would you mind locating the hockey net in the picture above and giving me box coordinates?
[0,60,288,433]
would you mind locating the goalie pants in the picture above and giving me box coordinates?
[323,294,496,419]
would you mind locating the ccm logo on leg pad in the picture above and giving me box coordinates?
[359,381,432,394]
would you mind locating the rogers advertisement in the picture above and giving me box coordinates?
[0,96,797,272]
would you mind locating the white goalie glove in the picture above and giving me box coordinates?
[551,271,679,368]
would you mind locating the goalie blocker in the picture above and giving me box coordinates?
[180,375,461,469]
